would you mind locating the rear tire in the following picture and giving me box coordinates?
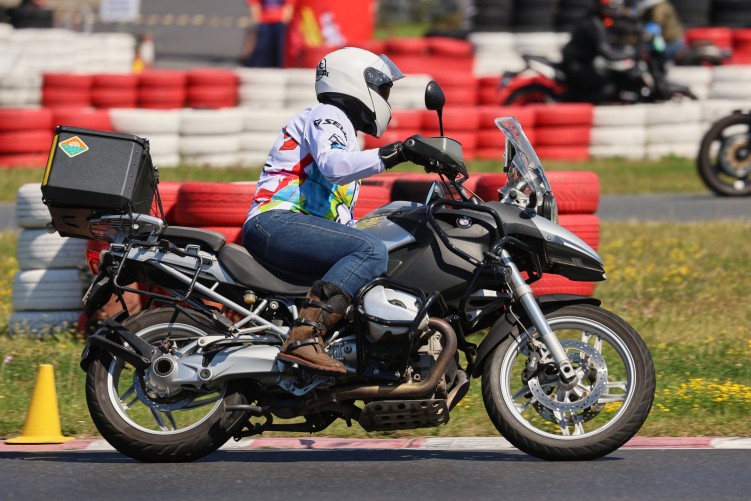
[85,308,249,462]
[503,84,556,105]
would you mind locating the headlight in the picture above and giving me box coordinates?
[540,193,558,224]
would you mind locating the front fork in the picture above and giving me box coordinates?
[499,249,577,383]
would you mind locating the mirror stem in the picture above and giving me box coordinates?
[438,109,444,136]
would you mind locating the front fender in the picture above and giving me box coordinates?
[470,294,601,378]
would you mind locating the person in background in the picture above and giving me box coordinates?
[560,0,640,104]
[634,0,685,61]
[244,0,296,68]
[242,47,424,373]
[8,0,53,29]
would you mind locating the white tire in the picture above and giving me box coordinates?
[239,84,287,103]
[239,150,270,167]
[284,68,313,87]
[589,144,646,160]
[702,99,751,123]
[16,183,50,229]
[646,142,699,159]
[144,133,179,157]
[646,101,702,125]
[235,67,288,86]
[110,109,181,135]
[240,132,278,152]
[712,66,751,83]
[17,229,87,270]
[590,126,646,146]
[667,66,713,86]
[593,105,648,127]
[7,311,81,336]
[151,153,181,169]
[180,108,245,135]
[710,81,751,100]
[179,134,241,155]
[12,269,84,312]
[647,123,703,145]
[243,107,292,132]
[181,152,242,168]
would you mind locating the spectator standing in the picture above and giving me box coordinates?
[8,0,53,29]
[635,0,685,60]
[244,0,296,68]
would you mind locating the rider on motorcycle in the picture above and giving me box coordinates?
[560,0,641,103]
[242,47,423,374]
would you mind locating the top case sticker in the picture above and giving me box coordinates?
[59,136,90,158]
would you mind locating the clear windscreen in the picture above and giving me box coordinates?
[494,117,553,210]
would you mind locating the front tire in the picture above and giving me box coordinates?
[503,84,556,105]
[85,308,249,462]
[697,113,751,196]
[482,304,655,460]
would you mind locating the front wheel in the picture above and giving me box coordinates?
[482,304,655,460]
[697,113,751,196]
[85,308,249,462]
[503,84,556,105]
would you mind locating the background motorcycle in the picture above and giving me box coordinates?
[44,82,655,463]
[500,35,696,105]
[697,110,751,196]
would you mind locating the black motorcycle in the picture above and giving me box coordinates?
[697,110,751,197]
[42,82,655,463]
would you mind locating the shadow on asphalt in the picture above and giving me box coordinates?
[0,448,622,463]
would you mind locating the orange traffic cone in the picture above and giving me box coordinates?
[5,364,74,444]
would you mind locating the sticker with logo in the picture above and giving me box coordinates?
[316,58,329,81]
[59,136,90,158]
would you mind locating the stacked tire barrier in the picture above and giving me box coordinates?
[645,101,704,159]
[186,69,239,109]
[109,108,181,168]
[178,108,244,168]
[0,108,53,169]
[9,184,86,336]
[42,73,92,109]
[92,73,139,109]
[240,108,290,167]
[138,70,187,110]
[531,103,593,161]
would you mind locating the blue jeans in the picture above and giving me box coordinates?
[242,211,388,298]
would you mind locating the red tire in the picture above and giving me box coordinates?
[558,214,600,249]
[138,87,186,108]
[0,108,53,132]
[363,130,403,150]
[428,37,473,57]
[51,108,113,131]
[531,275,595,297]
[390,110,423,131]
[422,107,480,131]
[441,86,478,106]
[0,130,53,154]
[547,171,600,214]
[91,88,138,109]
[477,129,505,149]
[531,103,594,127]
[42,87,91,108]
[153,181,182,223]
[478,105,536,130]
[172,182,256,227]
[42,73,94,89]
[138,70,187,87]
[386,37,429,55]
[93,73,138,88]
[535,126,591,147]
[353,185,390,219]
[186,85,238,108]
[186,69,239,87]
[473,171,599,214]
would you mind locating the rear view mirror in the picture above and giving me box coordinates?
[425,81,446,135]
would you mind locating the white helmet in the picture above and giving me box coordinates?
[315,47,404,138]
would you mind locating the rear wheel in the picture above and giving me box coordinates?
[697,113,751,196]
[503,84,556,105]
[85,308,248,462]
[482,304,655,460]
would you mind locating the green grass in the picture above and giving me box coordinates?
[0,156,706,203]
[1,221,750,439]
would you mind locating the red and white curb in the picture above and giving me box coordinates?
[2,436,750,453]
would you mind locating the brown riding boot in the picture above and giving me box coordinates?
[277,281,350,374]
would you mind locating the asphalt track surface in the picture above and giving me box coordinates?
[1,193,750,231]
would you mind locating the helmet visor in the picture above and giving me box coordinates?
[364,54,405,101]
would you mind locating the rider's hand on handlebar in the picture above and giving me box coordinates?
[379,134,425,169]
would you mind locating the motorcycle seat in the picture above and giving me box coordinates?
[217,243,313,295]
[162,226,226,253]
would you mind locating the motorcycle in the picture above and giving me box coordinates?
[697,110,751,197]
[500,46,696,106]
[44,82,655,463]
